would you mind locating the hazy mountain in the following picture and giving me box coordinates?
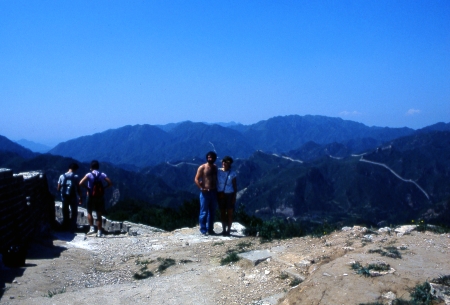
[416,122,450,133]
[49,124,171,168]
[15,139,52,153]
[48,115,418,169]
[0,135,36,159]
[231,115,414,153]
[165,121,254,160]
[156,121,241,132]
[49,122,254,168]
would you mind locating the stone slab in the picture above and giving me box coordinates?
[238,249,272,266]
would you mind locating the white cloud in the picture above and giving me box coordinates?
[339,110,362,116]
[406,109,421,116]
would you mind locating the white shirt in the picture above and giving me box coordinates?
[217,168,237,193]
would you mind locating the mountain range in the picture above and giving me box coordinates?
[48,115,416,169]
[1,115,449,227]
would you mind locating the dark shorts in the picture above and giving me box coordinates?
[86,195,105,215]
[218,193,235,210]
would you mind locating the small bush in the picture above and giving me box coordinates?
[383,246,402,259]
[431,274,450,286]
[409,282,435,305]
[157,257,176,272]
[278,272,289,280]
[368,246,402,259]
[367,263,390,272]
[290,278,302,286]
[179,259,193,264]
[135,259,154,265]
[133,270,154,280]
[220,252,240,265]
[45,287,66,298]
[351,261,390,277]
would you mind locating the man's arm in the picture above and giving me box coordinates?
[194,165,204,190]
[57,175,63,192]
[76,182,83,204]
[104,177,112,189]
[79,175,88,189]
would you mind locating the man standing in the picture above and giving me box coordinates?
[194,151,218,235]
[57,162,82,232]
[79,160,112,237]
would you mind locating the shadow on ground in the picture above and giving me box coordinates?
[0,233,71,300]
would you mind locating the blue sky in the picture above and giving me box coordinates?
[1,1,449,146]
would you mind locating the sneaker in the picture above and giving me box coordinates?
[86,229,96,236]
[208,230,216,235]
[97,230,103,238]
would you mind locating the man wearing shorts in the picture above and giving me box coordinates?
[79,160,112,237]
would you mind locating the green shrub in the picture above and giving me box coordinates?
[133,270,153,280]
[157,257,176,272]
[290,278,302,286]
[220,252,240,265]
[278,272,289,280]
[45,287,66,298]
[368,246,402,259]
[351,261,390,277]
[409,282,435,305]
[431,274,450,286]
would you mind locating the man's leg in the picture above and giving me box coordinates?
[61,197,70,230]
[218,196,227,233]
[86,196,96,235]
[95,197,105,237]
[198,192,208,234]
[207,191,217,234]
[69,196,78,232]
[227,209,234,235]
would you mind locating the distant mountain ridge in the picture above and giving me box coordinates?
[15,139,52,153]
[48,115,418,168]
[0,135,36,159]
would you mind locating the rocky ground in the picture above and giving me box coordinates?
[1,223,450,305]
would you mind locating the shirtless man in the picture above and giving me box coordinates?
[194,151,218,235]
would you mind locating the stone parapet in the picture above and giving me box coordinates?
[55,201,165,234]
[0,169,54,253]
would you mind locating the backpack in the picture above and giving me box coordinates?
[91,172,105,198]
[62,173,76,197]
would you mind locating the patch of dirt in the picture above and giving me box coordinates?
[1,225,450,305]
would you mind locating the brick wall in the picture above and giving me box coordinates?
[0,168,55,253]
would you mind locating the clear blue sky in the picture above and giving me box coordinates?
[1,1,449,146]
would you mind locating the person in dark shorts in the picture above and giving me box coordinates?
[79,160,112,237]
[57,162,82,232]
[217,156,237,236]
